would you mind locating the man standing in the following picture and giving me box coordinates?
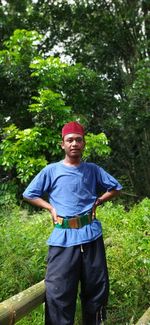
[23,121,122,325]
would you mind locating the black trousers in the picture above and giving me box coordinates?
[45,236,109,325]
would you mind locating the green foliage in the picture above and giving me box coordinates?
[29,88,71,126]
[0,208,52,301]
[0,199,149,324]
[83,132,111,161]
[0,125,111,184]
[99,198,150,324]
[0,29,41,129]
[17,305,44,325]
[0,125,48,182]
[0,0,150,198]
[0,52,111,184]
[30,57,114,125]
[117,58,150,197]
[0,180,18,210]
[30,56,67,87]
[0,29,42,72]
[0,54,73,183]
[0,126,111,184]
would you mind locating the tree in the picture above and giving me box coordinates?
[0,0,149,197]
[0,29,42,129]
[122,59,150,197]
[0,32,111,187]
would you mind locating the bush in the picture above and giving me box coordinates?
[0,180,18,210]
[99,198,150,324]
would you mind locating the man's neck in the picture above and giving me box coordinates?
[63,156,81,166]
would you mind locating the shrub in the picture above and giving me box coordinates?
[99,198,150,324]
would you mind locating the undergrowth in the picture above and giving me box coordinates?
[0,198,149,324]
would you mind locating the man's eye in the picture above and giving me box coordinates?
[66,138,83,143]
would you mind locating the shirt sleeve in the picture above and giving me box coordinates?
[96,166,122,192]
[23,167,51,199]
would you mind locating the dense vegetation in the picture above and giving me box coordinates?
[0,199,149,324]
[0,1,149,324]
[0,0,150,198]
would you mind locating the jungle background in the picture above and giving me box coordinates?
[0,1,149,324]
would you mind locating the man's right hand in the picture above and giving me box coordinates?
[49,206,58,224]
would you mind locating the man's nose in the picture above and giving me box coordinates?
[72,140,78,145]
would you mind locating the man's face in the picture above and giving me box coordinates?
[61,133,85,158]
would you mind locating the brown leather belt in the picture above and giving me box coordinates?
[54,213,93,229]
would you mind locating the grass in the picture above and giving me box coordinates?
[0,198,150,324]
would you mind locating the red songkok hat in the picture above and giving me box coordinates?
[62,121,84,138]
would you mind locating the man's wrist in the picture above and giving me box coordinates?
[97,198,103,206]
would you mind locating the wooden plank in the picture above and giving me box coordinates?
[135,307,150,325]
[0,280,45,325]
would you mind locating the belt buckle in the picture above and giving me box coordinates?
[69,217,79,228]
[76,215,82,228]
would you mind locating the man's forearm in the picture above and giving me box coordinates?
[100,189,120,202]
[24,197,58,223]
[24,197,52,212]
[96,189,121,206]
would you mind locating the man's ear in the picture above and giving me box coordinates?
[61,141,64,149]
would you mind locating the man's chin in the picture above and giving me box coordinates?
[70,152,81,158]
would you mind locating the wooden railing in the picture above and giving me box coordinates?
[1,282,150,325]
[135,307,150,325]
[0,281,45,325]
[0,281,150,325]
